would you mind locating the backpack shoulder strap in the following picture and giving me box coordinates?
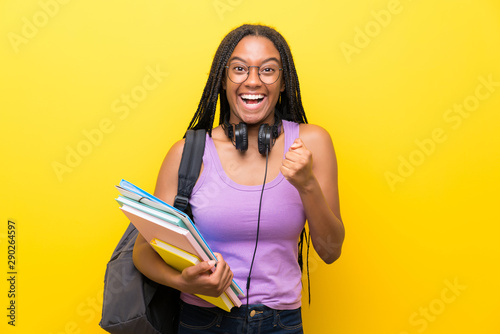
[174,129,206,212]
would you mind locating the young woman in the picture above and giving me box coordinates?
[133,24,345,333]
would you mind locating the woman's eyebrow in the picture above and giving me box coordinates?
[228,56,281,64]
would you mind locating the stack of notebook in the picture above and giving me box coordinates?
[115,179,244,312]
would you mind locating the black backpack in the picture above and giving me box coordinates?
[99,129,206,334]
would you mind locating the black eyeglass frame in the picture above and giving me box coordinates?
[224,64,283,85]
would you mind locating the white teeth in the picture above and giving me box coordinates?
[241,94,264,100]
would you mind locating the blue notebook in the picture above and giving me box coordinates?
[116,179,245,297]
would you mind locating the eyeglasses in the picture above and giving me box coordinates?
[225,62,283,85]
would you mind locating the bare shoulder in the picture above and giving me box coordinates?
[298,123,334,150]
[167,138,187,161]
[160,138,186,172]
[154,138,186,204]
[298,123,338,176]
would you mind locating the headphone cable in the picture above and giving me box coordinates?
[245,147,269,328]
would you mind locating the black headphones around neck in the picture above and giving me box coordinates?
[222,115,282,155]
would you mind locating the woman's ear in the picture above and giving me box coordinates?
[280,78,285,92]
[222,77,227,90]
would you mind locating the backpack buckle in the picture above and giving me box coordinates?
[173,195,189,211]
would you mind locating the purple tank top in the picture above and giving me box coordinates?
[181,120,306,310]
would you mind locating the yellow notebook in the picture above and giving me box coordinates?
[150,238,201,270]
[150,238,235,312]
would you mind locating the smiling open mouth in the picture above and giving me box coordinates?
[240,94,265,105]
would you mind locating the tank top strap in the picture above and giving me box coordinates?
[282,120,300,158]
[205,121,299,168]
[204,133,217,167]
[204,133,225,178]
[192,121,300,194]
[190,133,215,195]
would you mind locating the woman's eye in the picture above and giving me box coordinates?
[232,65,246,72]
[261,67,275,74]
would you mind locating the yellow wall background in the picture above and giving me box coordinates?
[2,0,499,333]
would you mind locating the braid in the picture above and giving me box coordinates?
[185,23,312,304]
[280,41,307,124]
[187,24,308,136]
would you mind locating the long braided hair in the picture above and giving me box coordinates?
[186,24,312,301]
[187,24,308,135]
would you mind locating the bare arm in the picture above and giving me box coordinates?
[281,124,345,264]
[132,139,233,297]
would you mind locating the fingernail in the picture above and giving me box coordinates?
[207,260,216,267]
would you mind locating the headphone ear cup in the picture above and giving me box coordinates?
[224,122,234,140]
[258,124,273,155]
[234,122,248,152]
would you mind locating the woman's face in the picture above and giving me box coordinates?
[222,36,285,126]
